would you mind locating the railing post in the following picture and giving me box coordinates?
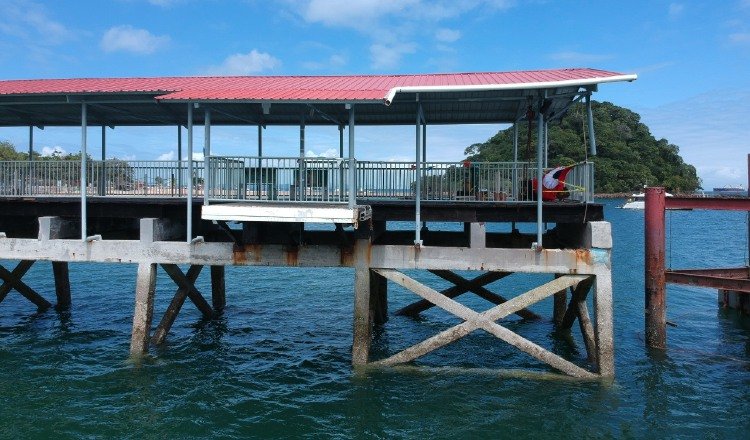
[645,187,667,349]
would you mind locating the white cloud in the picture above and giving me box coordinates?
[300,0,419,29]
[435,28,461,43]
[157,151,176,160]
[668,3,684,19]
[148,0,180,6]
[548,51,614,64]
[41,146,66,156]
[729,32,750,44]
[192,152,204,161]
[302,54,346,70]
[100,25,170,54]
[205,50,281,75]
[288,0,514,68]
[0,0,74,45]
[370,42,417,70]
[306,148,339,158]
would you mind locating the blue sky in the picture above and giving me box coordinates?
[1,0,749,189]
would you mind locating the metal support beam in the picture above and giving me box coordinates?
[258,124,263,173]
[512,123,518,200]
[415,100,423,245]
[535,103,544,248]
[299,115,306,201]
[99,125,106,196]
[644,187,666,349]
[543,119,549,168]
[585,92,597,156]
[186,103,194,241]
[28,126,33,160]
[203,107,211,205]
[347,106,355,209]
[80,103,88,240]
[177,125,182,197]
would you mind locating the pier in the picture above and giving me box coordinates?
[644,184,750,349]
[0,68,636,378]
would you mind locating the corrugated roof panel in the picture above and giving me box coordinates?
[0,68,633,102]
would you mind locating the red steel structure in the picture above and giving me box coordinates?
[644,177,750,349]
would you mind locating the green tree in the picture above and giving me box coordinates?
[464,101,701,193]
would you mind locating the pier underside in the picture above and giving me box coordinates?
[0,199,613,379]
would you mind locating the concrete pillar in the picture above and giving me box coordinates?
[130,262,157,356]
[464,222,486,249]
[586,220,614,377]
[140,218,183,242]
[211,265,226,312]
[352,238,372,365]
[39,216,76,310]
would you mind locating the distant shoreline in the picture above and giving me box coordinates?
[596,192,747,199]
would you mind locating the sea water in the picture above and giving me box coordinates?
[0,199,748,438]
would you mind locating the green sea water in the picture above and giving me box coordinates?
[0,199,748,439]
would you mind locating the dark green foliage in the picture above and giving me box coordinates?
[464,101,701,193]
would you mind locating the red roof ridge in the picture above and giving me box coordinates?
[0,67,613,83]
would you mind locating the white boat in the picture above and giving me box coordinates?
[620,192,673,209]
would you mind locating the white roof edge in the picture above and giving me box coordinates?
[383,74,638,105]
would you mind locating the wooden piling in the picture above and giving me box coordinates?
[52,262,71,310]
[130,262,157,356]
[210,265,226,313]
[553,274,567,326]
[369,268,388,325]
[352,239,372,365]
[644,187,667,349]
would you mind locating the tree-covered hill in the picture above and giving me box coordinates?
[464,101,701,193]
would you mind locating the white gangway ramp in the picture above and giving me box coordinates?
[202,202,372,226]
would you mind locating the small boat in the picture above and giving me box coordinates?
[620,192,674,210]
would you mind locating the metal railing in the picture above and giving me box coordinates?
[0,160,203,197]
[0,158,594,203]
[206,156,348,203]
[355,160,593,202]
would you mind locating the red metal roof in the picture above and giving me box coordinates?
[0,68,634,103]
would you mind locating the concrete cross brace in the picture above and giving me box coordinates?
[373,269,596,378]
[151,265,204,345]
[0,260,51,310]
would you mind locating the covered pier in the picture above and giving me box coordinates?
[0,68,635,378]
